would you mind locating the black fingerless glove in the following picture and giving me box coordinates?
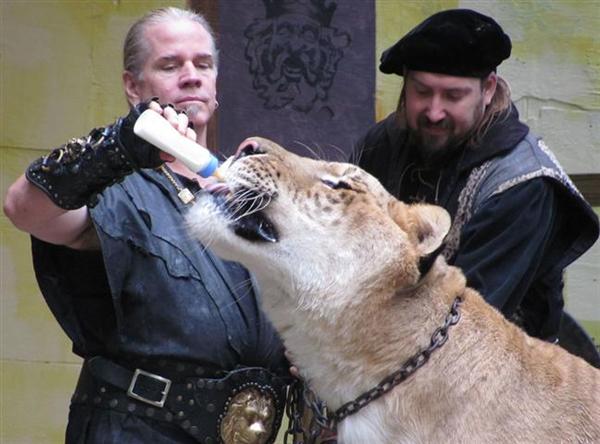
[26,102,164,209]
[114,101,164,168]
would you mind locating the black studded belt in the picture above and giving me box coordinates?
[72,357,292,443]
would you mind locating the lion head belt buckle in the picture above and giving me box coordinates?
[220,385,277,444]
[217,367,293,444]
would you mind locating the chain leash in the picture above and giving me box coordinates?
[284,379,324,443]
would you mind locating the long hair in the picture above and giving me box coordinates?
[396,73,513,148]
[123,7,219,80]
[474,75,512,145]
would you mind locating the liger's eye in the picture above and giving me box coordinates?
[322,179,353,190]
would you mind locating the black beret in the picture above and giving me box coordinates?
[380,9,511,78]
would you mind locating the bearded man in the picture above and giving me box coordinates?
[352,9,599,360]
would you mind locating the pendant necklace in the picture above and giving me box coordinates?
[159,165,195,204]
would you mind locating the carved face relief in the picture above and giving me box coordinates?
[244,0,350,112]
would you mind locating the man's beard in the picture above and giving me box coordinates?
[417,115,455,153]
[407,101,485,165]
[183,103,203,120]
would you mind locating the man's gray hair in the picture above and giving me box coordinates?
[123,7,218,79]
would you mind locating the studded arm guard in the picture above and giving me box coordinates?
[26,103,163,210]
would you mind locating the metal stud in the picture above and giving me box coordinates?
[109,399,118,408]
[206,403,215,413]
[146,407,155,417]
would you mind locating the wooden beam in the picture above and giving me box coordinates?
[188,0,219,33]
[187,0,219,152]
[572,174,600,207]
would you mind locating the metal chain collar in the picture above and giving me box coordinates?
[286,295,464,440]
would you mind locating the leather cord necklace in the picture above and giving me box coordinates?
[159,164,195,204]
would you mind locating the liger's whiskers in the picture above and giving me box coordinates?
[231,194,272,223]
[292,140,325,161]
[325,143,348,162]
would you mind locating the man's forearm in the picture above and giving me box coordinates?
[26,103,162,210]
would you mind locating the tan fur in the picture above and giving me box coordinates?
[188,137,600,444]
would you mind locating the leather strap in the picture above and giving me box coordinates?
[87,356,136,389]
[74,357,293,443]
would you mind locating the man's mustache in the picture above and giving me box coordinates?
[417,115,453,130]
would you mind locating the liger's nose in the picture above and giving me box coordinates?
[235,140,261,159]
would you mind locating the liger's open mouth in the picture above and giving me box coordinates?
[203,141,279,243]
[208,185,279,243]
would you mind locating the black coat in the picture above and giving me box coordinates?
[352,105,599,340]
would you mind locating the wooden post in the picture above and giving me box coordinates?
[188,0,220,153]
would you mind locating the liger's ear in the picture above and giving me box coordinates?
[389,201,451,256]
